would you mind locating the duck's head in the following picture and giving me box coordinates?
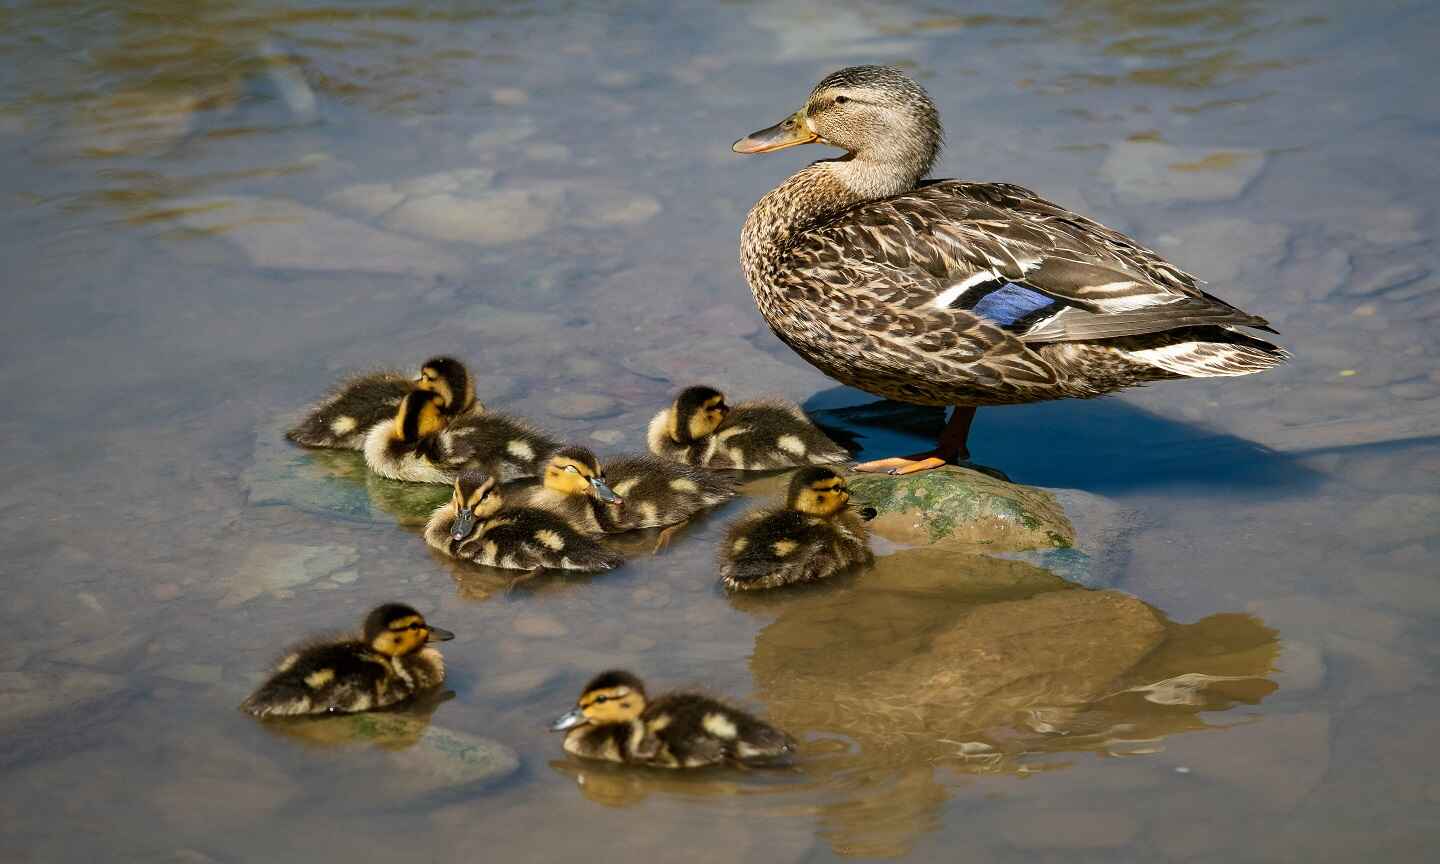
[551,669,648,731]
[668,385,730,445]
[543,446,622,505]
[733,65,941,193]
[363,602,454,657]
[447,469,502,542]
[416,356,477,415]
[786,466,852,518]
[392,388,446,442]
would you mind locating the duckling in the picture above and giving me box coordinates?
[505,446,735,535]
[364,389,561,484]
[648,385,849,470]
[240,602,453,718]
[425,469,622,572]
[719,467,873,591]
[550,669,796,768]
[286,356,478,451]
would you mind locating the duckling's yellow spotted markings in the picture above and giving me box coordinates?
[502,445,735,535]
[240,603,453,718]
[719,466,873,591]
[647,385,848,470]
[286,355,476,451]
[359,358,562,484]
[425,470,621,572]
[551,670,795,769]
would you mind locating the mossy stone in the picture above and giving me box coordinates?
[847,465,1075,551]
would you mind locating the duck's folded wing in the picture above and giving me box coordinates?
[778,180,1275,344]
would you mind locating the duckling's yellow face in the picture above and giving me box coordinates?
[575,683,646,724]
[416,357,474,413]
[449,471,500,541]
[369,613,455,657]
[669,387,729,444]
[393,390,446,442]
[791,473,850,517]
[543,451,623,504]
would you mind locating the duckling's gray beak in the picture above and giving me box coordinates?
[551,708,587,732]
[590,477,622,506]
[451,507,476,541]
[426,626,455,643]
[733,111,819,154]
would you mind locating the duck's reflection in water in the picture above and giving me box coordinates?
[550,548,1278,858]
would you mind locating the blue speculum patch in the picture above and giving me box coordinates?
[970,282,1056,326]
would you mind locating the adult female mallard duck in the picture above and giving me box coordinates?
[240,603,453,718]
[647,385,849,470]
[733,65,1289,475]
[504,445,735,535]
[550,669,795,769]
[286,356,477,451]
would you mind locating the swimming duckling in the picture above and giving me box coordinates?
[648,385,849,470]
[719,467,873,591]
[425,470,622,572]
[364,389,561,483]
[505,446,735,534]
[551,670,796,768]
[240,602,453,718]
[287,356,478,450]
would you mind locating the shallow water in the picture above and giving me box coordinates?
[3,0,1439,860]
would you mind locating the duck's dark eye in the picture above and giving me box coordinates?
[594,695,609,704]
[834,95,849,105]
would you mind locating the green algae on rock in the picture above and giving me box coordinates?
[846,465,1076,551]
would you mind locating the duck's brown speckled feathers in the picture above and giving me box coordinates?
[737,65,1288,412]
[286,370,411,450]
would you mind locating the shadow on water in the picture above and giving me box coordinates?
[805,387,1325,496]
[546,551,1279,858]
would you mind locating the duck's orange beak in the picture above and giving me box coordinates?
[732,111,819,154]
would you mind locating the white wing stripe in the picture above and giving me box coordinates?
[931,269,1001,309]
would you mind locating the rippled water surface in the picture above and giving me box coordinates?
[3,1,1439,861]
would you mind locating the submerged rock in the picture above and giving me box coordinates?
[266,709,520,794]
[1102,140,1266,204]
[243,421,450,525]
[847,465,1075,551]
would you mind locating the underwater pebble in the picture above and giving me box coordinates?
[545,391,619,420]
[1276,640,1326,693]
[172,195,463,276]
[219,542,359,608]
[1000,809,1140,849]
[590,429,625,445]
[1103,141,1266,204]
[512,614,568,638]
[491,87,529,105]
[630,585,671,609]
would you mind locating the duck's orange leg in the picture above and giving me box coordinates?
[853,406,1000,478]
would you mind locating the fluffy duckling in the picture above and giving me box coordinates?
[364,389,561,484]
[425,470,622,572]
[648,385,849,470]
[287,356,478,450]
[505,446,735,534]
[240,603,453,718]
[551,670,796,768]
[719,467,873,591]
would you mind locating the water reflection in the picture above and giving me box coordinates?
[258,687,454,749]
[548,550,1277,858]
[745,553,1277,855]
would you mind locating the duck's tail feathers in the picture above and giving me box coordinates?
[1131,330,1290,378]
